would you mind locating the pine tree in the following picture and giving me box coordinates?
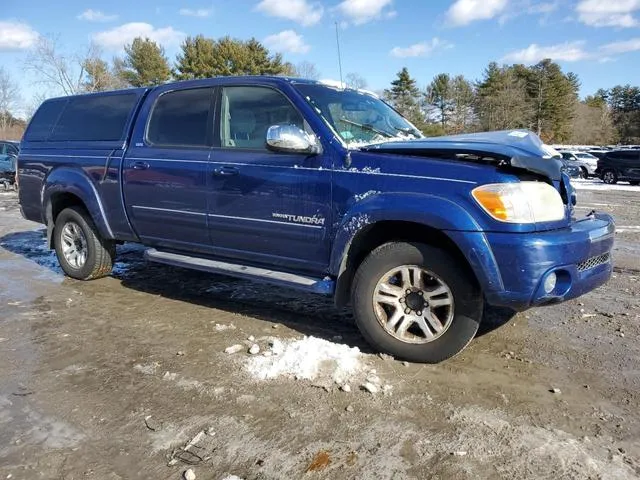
[475,62,533,131]
[514,60,578,142]
[174,35,216,80]
[426,73,453,129]
[119,37,171,87]
[450,75,475,133]
[196,37,290,77]
[384,67,426,130]
[604,85,640,143]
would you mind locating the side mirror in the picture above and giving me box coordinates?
[266,125,320,155]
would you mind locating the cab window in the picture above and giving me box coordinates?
[219,86,304,150]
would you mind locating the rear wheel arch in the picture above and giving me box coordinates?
[46,191,91,248]
[334,220,480,307]
[42,169,114,247]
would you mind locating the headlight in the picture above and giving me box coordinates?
[472,182,565,223]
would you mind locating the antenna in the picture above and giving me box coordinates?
[335,22,344,88]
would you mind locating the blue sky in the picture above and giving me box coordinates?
[2,0,640,113]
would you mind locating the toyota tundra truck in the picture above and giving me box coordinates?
[17,77,615,362]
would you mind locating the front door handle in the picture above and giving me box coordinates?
[132,161,150,170]
[213,166,239,176]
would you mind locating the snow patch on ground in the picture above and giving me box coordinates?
[433,406,637,479]
[572,179,640,192]
[245,336,363,384]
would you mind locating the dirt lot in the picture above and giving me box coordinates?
[1,182,640,480]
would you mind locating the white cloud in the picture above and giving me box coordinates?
[600,37,640,54]
[263,30,310,54]
[179,8,212,18]
[498,1,559,25]
[447,0,508,26]
[255,0,323,26]
[390,38,453,58]
[0,21,39,51]
[502,41,590,63]
[576,0,640,27]
[77,9,118,22]
[92,23,186,50]
[335,0,394,25]
[528,1,559,14]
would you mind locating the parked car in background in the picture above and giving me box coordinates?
[548,150,581,179]
[588,150,609,160]
[560,159,581,178]
[559,151,598,178]
[0,140,19,189]
[597,150,640,185]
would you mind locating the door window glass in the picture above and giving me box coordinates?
[220,86,304,149]
[147,88,212,147]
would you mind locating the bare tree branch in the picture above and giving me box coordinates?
[0,67,21,132]
[25,35,85,96]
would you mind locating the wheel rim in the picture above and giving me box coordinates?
[372,265,455,344]
[604,172,615,184]
[61,221,88,269]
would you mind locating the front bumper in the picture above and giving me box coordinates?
[448,213,615,311]
[585,163,598,175]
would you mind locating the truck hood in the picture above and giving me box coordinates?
[360,129,563,182]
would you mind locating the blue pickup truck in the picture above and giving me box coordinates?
[17,77,615,362]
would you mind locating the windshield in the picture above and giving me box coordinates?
[576,153,597,159]
[294,83,423,147]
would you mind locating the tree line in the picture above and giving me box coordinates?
[383,62,636,145]
[0,33,639,144]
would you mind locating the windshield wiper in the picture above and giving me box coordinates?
[392,126,417,135]
[339,117,393,138]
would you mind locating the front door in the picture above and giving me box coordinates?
[207,85,332,274]
[123,87,214,251]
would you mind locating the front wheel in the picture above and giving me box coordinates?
[54,206,115,280]
[579,167,588,179]
[602,170,618,185]
[351,242,483,363]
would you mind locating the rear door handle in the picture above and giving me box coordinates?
[213,166,239,176]
[132,161,150,170]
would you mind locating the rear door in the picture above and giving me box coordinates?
[619,151,640,179]
[123,86,214,250]
[207,85,332,273]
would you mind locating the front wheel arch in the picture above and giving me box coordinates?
[333,220,479,308]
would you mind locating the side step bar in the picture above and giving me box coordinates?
[144,249,335,295]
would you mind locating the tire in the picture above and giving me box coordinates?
[54,206,115,280]
[602,170,617,185]
[630,181,639,186]
[351,242,483,363]
[579,167,588,179]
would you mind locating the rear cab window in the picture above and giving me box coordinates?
[23,90,146,146]
[50,94,138,142]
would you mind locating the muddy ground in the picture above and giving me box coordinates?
[1,183,640,480]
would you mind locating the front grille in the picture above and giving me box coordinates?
[577,253,611,272]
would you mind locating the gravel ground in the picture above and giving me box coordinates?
[1,184,640,480]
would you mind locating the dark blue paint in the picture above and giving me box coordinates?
[17,76,615,310]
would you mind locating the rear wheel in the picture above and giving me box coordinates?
[351,242,483,363]
[54,206,115,280]
[602,170,617,185]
